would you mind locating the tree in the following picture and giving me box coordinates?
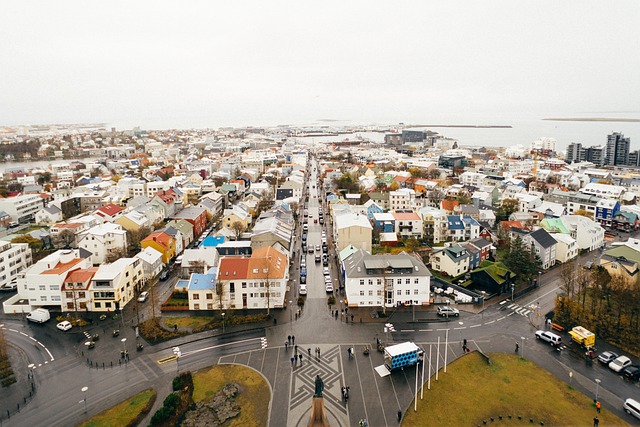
[574,209,594,219]
[56,229,76,248]
[408,167,427,179]
[496,198,519,222]
[502,236,542,284]
[389,181,400,191]
[427,169,441,179]
[11,235,43,253]
[230,221,246,240]
[105,248,127,264]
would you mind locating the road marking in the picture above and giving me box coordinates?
[419,329,432,332]
[508,303,516,309]
[507,312,515,317]
[20,332,28,337]
[436,328,449,331]
[485,320,495,324]
[499,300,508,305]
[453,327,466,330]
[470,324,481,328]
[400,329,415,332]
[157,355,178,364]
[180,336,265,357]
[523,285,560,307]
[497,316,506,321]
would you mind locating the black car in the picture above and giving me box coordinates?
[623,365,640,381]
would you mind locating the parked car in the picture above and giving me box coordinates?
[0,279,17,292]
[325,283,334,293]
[299,284,307,295]
[535,330,562,346]
[597,351,619,365]
[622,365,640,381]
[56,321,72,331]
[610,355,633,373]
[437,306,459,317]
[137,291,149,303]
[323,266,330,276]
[315,244,321,252]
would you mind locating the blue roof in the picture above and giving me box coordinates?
[200,235,226,247]
[187,273,216,291]
[461,216,480,226]
[447,216,465,230]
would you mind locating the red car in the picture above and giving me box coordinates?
[314,218,318,223]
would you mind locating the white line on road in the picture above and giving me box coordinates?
[19,332,28,336]
[523,285,561,307]
[507,312,515,317]
[470,324,481,328]
[419,329,433,332]
[485,320,495,324]
[436,328,450,331]
[453,327,466,330]
[180,337,264,357]
[497,316,506,321]
[400,329,415,332]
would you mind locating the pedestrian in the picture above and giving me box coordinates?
[593,416,599,427]
[299,354,303,365]
[345,307,348,314]
[292,335,296,345]
[308,348,311,357]
[285,341,288,350]
[397,410,402,422]
[335,311,338,320]
[295,354,299,363]
[288,335,292,344]
[290,357,294,366]
[596,401,601,413]
[347,348,351,359]
[351,314,354,322]
[463,338,467,347]
[295,345,298,354]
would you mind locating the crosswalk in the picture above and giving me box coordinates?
[261,337,268,349]
[507,303,531,317]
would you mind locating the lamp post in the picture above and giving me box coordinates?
[28,363,35,392]
[511,283,515,302]
[520,336,526,359]
[480,291,486,319]
[595,378,601,402]
[81,386,88,414]
[458,321,464,345]
[221,312,225,334]
[537,271,542,287]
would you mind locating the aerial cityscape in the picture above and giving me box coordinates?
[1,1,640,427]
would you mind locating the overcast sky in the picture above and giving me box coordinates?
[1,1,639,129]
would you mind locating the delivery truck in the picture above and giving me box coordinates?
[569,326,596,348]
[26,308,50,324]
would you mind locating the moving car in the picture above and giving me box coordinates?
[622,365,640,381]
[624,398,640,420]
[315,244,321,252]
[610,355,632,373]
[308,246,314,254]
[437,306,459,317]
[535,330,562,346]
[56,320,72,331]
[315,254,321,263]
[597,351,619,365]
[138,291,149,303]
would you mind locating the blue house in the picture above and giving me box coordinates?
[595,199,620,228]
[364,200,384,220]
[372,213,395,233]
[200,235,226,248]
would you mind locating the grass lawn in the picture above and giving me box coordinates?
[78,388,156,427]
[192,364,270,427]
[164,315,215,329]
[402,352,628,426]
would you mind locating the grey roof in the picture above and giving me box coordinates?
[344,249,431,279]
[469,237,492,248]
[44,205,61,214]
[528,228,557,249]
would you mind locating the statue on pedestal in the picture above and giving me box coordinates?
[314,375,324,398]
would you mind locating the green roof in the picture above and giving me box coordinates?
[540,218,570,234]
[603,245,640,264]
[471,261,514,285]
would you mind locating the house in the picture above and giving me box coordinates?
[115,210,152,235]
[595,199,620,228]
[597,239,640,283]
[389,189,415,211]
[342,249,431,308]
[135,246,164,280]
[213,246,288,310]
[160,226,184,257]
[430,244,470,278]
[562,215,605,252]
[372,213,396,233]
[150,189,180,218]
[470,261,515,295]
[141,231,177,264]
[334,212,373,254]
[612,211,639,233]
[522,228,557,270]
[363,200,384,220]
[94,203,124,223]
[420,207,448,244]
[552,233,578,263]
[77,223,128,266]
[222,205,252,234]
[369,192,390,210]
[61,267,98,312]
[172,206,208,238]
[35,205,63,225]
[0,242,32,291]
[89,257,144,312]
[0,193,45,223]
[446,215,480,242]
[392,211,423,238]
[251,208,294,253]
[165,219,195,250]
[465,238,492,264]
[180,247,219,279]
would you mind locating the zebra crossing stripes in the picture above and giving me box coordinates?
[507,303,531,317]
[260,337,268,349]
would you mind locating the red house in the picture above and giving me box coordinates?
[171,206,208,238]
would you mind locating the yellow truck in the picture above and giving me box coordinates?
[569,326,596,348]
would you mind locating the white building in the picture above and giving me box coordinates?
[77,223,129,265]
[90,257,144,312]
[343,249,431,308]
[563,215,605,252]
[0,242,32,291]
[552,233,578,263]
[389,189,415,212]
[135,246,164,280]
[0,194,44,223]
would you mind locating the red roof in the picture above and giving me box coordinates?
[96,203,123,216]
[218,257,250,279]
[441,199,459,212]
[500,221,524,231]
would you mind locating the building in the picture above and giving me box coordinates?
[35,205,63,225]
[552,233,578,263]
[0,194,44,223]
[342,249,431,308]
[90,257,144,312]
[522,228,557,270]
[172,206,208,238]
[141,231,177,264]
[0,242,32,291]
[77,223,128,265]
[392,211,423,238]
[334,212,373,253]
[430,244,470,278]
[135,246,164,280]
[605,132,631,166]
[595,199,620,228]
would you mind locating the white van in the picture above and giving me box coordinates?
[535,330,562,346]
[26,308,50,324]
[624,398,640,420]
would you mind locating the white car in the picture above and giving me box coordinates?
[325,284,334,293]
[437,306,460,317]
[610,355,632,373]
[137,291,149,303]
[56,321,72,331]
[299,284,307,295]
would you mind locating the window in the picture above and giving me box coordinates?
[414,278,419,284]
[193,294,200,300]
[405,290,410,295]
[414,289,419,295]
[66,292,73,298]
[397,290,401,295]
[194,304,200,310]
[368,290,373,296]
[40,296,47,301]
[360,290,365,296]
[377,279,382,285]
[368,279,373,285]
[207,303,213,309]
[39,285,45,291]
[95,302,101,308]
[360,279,365,286]
[396,279,401,284]
[206,293,213,300]
[66,303,74,310]
[79,292,86,298]
[406,279,410,284]
[51,296,60,302]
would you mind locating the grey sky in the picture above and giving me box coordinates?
[1,1,639,129]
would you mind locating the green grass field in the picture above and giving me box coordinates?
[78,388,156,427]
[402,352,628,426]
[164,315,214,329]
[192,364,270,427]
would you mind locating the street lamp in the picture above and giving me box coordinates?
[520,336,526,359]
[480,291,486,319]
[28,363,35,392]
[121,338,127,360]
[511,283,515,302]
[595,378,601,401]
[537,271,542,287]
[458,321,464,346]
[221,312,225,334]
[81,386,88,414]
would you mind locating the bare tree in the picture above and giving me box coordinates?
[56,229,77,248]
[230,221,246,240]
[105,247,127,264]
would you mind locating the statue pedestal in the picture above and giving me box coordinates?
[307,397,330,427]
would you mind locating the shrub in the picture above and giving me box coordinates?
[328,295,336,305]
[163,393,180,410]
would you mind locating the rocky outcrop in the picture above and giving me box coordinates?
[182,383,240,427]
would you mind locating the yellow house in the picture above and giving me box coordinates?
[141,231,176,264]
